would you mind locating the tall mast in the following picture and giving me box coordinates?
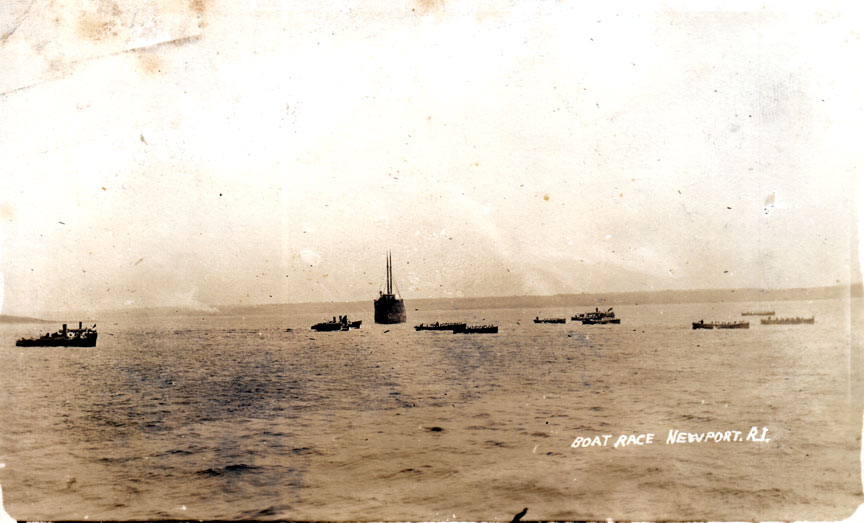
[387,251,392,295]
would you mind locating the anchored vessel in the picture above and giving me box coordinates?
[760,316,815,325]
[742,310,775,316]
[374,251,406,324]
[16,322,98,347]
[453,324,498,334]
[572,307,620,324]
[414,322,467,331]
[534,317,566,324]
[582,317,622,325]
[311,315,361,332]
[692,320,749,330]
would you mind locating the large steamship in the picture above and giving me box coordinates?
[373,251,406,324]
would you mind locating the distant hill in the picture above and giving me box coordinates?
[0,314,52,324]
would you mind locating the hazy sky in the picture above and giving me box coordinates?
[0,1,861,316]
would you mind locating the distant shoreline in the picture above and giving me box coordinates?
[402,284,863,311]
[0,314,54,324]
[42,283,861,319]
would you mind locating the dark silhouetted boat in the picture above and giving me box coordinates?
[453,324,498,334]
[534,317,566,324]
[742,310,775,316]
[374,251,406,324]
[16,322,98,347]
[692,320,749,330]
[581,317,621,325]
[414,322,466,331]
[572,307,620,324]
[760,316,815,325]
[311,315,359,331]
[311,320,345,332]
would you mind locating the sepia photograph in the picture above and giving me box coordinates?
[0,1,862,521]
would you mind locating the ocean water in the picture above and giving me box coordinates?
[0,298,861,521]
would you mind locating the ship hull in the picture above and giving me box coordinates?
[692,322,749,330]
[16,335,97,347]
[582,318,621,325]
[453,325,498,334]
[760,317,815,325]
[415,322,466,331]
[311,322,345,332]
[374,296,406,324]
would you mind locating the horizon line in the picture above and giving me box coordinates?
[22,281,859,318]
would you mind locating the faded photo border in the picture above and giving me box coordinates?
[1,0,863,521]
